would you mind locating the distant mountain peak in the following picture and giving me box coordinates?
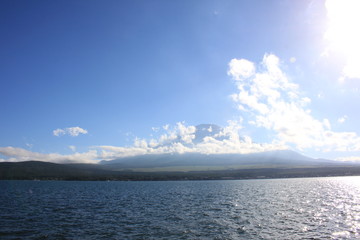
[100,149,342,171]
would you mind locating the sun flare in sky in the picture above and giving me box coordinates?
[1,0,360,164]
[325,0,360,80]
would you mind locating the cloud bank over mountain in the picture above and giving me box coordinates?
[0,146,97,164]
[1,53,360,164]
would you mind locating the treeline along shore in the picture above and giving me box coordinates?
[2,161,360,181]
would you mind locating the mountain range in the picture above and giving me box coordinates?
[1,149,359,181]
[1,124,359,180]
[99,150,340,171]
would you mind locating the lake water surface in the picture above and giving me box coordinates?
[1,177,360,239]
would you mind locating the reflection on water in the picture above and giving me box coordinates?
[1,177,360,239]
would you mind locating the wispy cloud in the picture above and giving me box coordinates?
[338,115,348,124]
[0,146,98,164]
[53,127,88,137]
[336,156,360,162]
[69,145,76,152]
[25,143,33,149]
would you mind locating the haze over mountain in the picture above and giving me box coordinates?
[100,150,342,171]
[94,124,350,171]
[97,124,336,170]
[1,151,359,181]
[1,123,359,180]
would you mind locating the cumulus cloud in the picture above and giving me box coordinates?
[227,58,255,80]
[228,53,360,152]
[176,122,196,144]
[0,146,98,163]
[53,129,65,136]
[94,120,287,160]
[53,127,88,137]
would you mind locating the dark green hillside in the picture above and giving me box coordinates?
[100,150,342,171]
[0,161,116,180]
[2,160,360,181]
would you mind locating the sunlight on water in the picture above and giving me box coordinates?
[1,177,360,239]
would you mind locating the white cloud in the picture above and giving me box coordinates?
[151,127,160,132]
[193,120,286,155]
[228,53,360,152]
[338,115,347,124]
[0,146,98,164]
[78,119,281,161]
[53,127,88,137]
[323,119,331,130]
[98,145,148,159]
[227,58,255,80]
[93,119,288,161]
[343,60,360,80]
[69,145,76,152]
[176,122,196,144]
[336,156,360,162]
[53,129,65,136]
[25,143,33,149]
[67,127,88,136]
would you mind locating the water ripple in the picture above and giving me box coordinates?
[2,177,360,239]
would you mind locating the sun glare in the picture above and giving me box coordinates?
[325,0,360,79]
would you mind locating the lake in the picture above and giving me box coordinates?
[1,177,360,239]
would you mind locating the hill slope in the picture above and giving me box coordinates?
[1,150,359,180]
[0,161,115,180]
[2,160,360,181]
[100,150,340,171]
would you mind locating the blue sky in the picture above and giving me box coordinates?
[1,0,360,163]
